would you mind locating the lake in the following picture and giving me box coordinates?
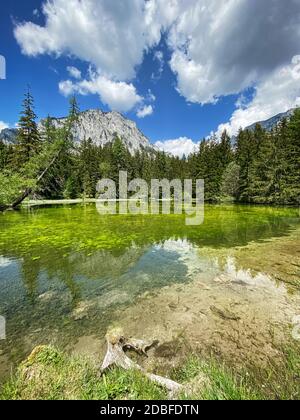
[0,204,300,380]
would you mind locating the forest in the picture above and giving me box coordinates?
[0,90,299,208]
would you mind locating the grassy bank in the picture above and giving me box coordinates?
[1,345,299,400]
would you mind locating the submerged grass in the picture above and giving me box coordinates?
[1,345,299,400]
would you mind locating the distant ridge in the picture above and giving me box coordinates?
[0,109,154,155]
[245,109,295,132]
[47,109,153,154]
[1,108,297,150]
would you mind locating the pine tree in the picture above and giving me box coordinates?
[14,88,41,167]
[111,137,129,180]
[67,96,80,130]
[284,109,300,204]
[248,130,274,203]
[41,115,56,144]
[236,129,255,202]
[79,138,100,197]
[0,141,13,170]
[221,162,240,200]
[219,130,233,168]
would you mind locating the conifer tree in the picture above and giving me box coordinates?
[14,88,41,167]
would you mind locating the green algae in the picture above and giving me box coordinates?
[0,204,299,383]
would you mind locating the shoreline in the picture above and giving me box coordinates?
[19,199,300,210]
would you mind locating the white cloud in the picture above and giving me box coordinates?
[14,0,300,124]
[155,137,199,157]
[217,55,300,136]
[137,105,154,118]
[14,0,164,113]
[154,50,163,62]
[59,73,143,112]
[147,89,156,102]
[67,66,81,80]
[0,121,9,131]
[168,0,300,105]
[152,50,164,80]
[59,80,74,96]
[14,0,163,81]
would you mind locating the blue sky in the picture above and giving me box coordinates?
[1,1,300,156]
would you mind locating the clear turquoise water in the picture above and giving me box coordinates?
[0,204,299,380]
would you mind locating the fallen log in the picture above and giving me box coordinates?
[10,150,61,210]
[100,328,182,398]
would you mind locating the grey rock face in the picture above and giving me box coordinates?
[0,128,18,145]
[0,109,152,154]
[245,109,295,132]
[45,109,152,154]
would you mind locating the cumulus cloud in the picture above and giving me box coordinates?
[14,0,164,80]
[0,121,9,131]
[67,66,81,80]
[155,137,199,157]
[59,73,143,112]
[217,55,300,136]
[14,0,300,122]
[168,0,300,104]
[58,80,74,96]
[137,105,154,118]
[14,0,164,112]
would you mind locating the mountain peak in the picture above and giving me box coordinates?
[0,109,152,154]
[46,108,151,154]
[245,109,295,132]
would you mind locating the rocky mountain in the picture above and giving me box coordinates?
[0,127,18,145]
[245,109,295,132]
[1,108,297,151]
[0,109,153,154]
[48,109,152,154]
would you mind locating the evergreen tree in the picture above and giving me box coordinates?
[236,129,255,202]
[284,109,300,204]
[14,88,41,167]
[79,138,99,197]
[3,87,300,207]
[221,162,240,200]
[41,115,56,144]
[111,136,129,184]
[247,126,273,203]
[0,141,13,170]
[67,96,80,133]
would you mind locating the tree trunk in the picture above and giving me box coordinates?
[10,151,61,210]
[100,328,182,399]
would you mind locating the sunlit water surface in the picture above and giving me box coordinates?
[0,204,299,379]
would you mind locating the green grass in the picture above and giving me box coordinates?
[1,345,300,400]
[173,355,262,400]
[250,347,300,400]
[0,346,167,401]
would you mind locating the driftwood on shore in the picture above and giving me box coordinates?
[100,328,182,398]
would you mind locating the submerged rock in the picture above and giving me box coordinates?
[210,306,241,321]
